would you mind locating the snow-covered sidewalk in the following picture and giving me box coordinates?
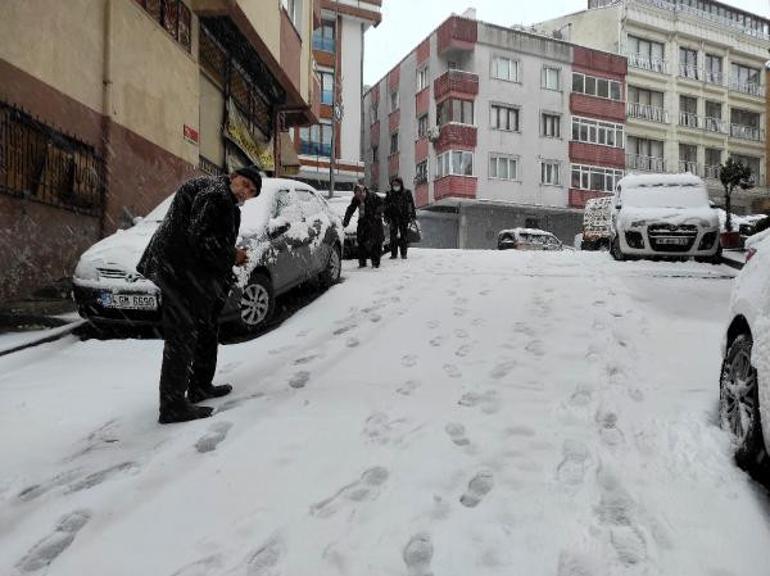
[0,250,768,576]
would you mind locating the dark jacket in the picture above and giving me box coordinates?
[385,187,416,224]
[343,192,385,248]
[137,176,241,296]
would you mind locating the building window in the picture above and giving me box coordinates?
[705,148,722,178]
[417,67,430,92]
[679,47,699,79]
[627,35,665,72]
[730,62,761,95]
[319,70,334,106]
[679,95,699,128]
[705,54,723,84]
[299,122,332,157]
[390,90,400,113]
[490,103,519,131]
[417,114,429,139]
[489,154,519,180]
[491,56,519,82]
[281,0,303,29]
[436,150,474,178]
[730,154,760,183]
[571,164,623,193]
[730,107,761,140]
[313,19,336,52]
[627,86,666,122]
[133,0,192,52]
[525,217,540,229]
[542,67,560,91]
[571,117,624,148]
[541,161,561,185]
[369,100,379,125]
[627,136,665,171]
[437,98,474,127]
[541,113,561,138]
[415,160,428,184]
[572,73,622,101]
[372,145,379,163]
[390,132,399,155]
[679,143,698,173]
[705,100,722,132]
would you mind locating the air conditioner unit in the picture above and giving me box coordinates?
[427,127,440,142]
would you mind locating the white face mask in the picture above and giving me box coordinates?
[393,185,402,192]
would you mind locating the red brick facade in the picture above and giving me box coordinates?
[388,154,399,178]
[434,70,479,103]
[569,142,625,168]
[388,110,400,133]
[435,124,477,154]
[573,46,627,81]
[437,16,478,55]
[371,120,380,147]
[570,94,626,123]
[569,189,612,208]
[416,88,430,116]
[388,66,400,90]
[416,38,430,64]
[434,176,477,200]
[415,138,429,162]
[415,183,429,207]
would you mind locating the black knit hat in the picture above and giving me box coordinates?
[234,165,263,191]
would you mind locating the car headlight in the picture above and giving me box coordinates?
[74,259,99,281]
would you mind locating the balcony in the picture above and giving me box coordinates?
[730,124,764,142]
[312,35,335,53]
[433,70,479,102]
[678,64,700,82]
[678,112,700,130]
[704,70,726,87]
[626,154,666,172]
[300,141,331,157]
[626,53,668,74]
[434,123,477,154]
[703,117,727,134]
[627,102,669,124]
[434,175,477,201]
[729,79,765,98]
[437,15,478,55]
[678,160,700,174]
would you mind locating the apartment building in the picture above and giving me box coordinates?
[362,12,627,248]
[295,0,382,190]
[537,0,770,213]
[0,0,320,301]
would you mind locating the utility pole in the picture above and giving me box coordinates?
[328,5,340,199]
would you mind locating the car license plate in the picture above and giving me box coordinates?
[99,293,158,310]
[657,237,688,245]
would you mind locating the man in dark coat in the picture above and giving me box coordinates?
[342,184,385,268]
[137,166,261,424]
[385,176,416,259]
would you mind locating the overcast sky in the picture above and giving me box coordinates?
[363,0,770,86]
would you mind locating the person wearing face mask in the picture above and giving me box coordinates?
[343,184,385,268]
[137,166,261,423]
[385,176,417,260]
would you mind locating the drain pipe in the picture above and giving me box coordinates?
[100,0,114,237]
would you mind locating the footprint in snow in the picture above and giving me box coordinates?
[216,392,265,414]
[443,364,462,379]
[246,536,284,576]
[402,355,418,368]
[18,470,81,502]
[557,551,597,576]
[445,422,471,446]
[556,440,590,486]
[66,462,138,494]
[569,385,593,407]
[310,467,389,518]
[490,360,516,380]
[346,337,360,348]
[596,411,625,447]
[429,335,445,348]
[369,313,382,323]
[525,339,545,357]
[454,328,469,339]
[455,344,473,358]
[403,533,434,576]
[294,354,320,366]
[171,554,224,576]
[460,471,494,508]
[16,510,90,573]
[195,421,233,453]
[458,391,499,414]
[397,380,421,396]
[333,325,355,336]
[453,308,468,318]
[289,371,311,389]
[427,320,440,330]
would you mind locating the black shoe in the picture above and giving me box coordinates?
[159,400,214,424]
[400,254,407,260]
[389,255,398,259]
[372,262,380,268]
[358,263,367,268]
[188,384,233,403]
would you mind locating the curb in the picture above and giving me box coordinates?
[0,320,87,358]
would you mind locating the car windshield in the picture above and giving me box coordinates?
[623,184,710,209]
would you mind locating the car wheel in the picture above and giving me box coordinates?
[610,236,625,261]
[238,272,274,332]
[319,244,342,287]
[720,333,766,470]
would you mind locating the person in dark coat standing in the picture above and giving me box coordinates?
[385,176,416,260]
[342,184,385,268]
[137,167,261,424]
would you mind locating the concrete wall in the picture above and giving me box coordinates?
[415,209,459,248]
[340,17,363,166]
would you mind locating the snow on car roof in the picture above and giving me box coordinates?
[498,228,556,237]
[618,172,704,189]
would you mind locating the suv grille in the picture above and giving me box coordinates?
[97,267,128,279]
[647,224,698,252]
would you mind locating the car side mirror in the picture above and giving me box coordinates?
[132,216,144,226]
[268,218,290,238]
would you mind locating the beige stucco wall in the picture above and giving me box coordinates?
[109,0,200,165]
[237,0,282,60]
[0,0,106,114]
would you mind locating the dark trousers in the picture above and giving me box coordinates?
[390,219,409,258]
[157,275,224,410]
[358,239,382,268]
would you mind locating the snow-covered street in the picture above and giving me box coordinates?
[1,249,768,576]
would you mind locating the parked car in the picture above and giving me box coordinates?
[609,173,721,262]
[719,231,770,474]
[325,190,390,259]
[497,228,563,251]
[73,178,344,333]
[581,196,612,251]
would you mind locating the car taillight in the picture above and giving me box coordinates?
[746,247,757,262]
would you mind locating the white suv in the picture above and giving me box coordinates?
[609,173,721,262]
[719,231,770,474]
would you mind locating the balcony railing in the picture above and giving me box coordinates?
[704,70,725,87]
[729,79,765,98]
[626,154,667,172]
[678,64,700,81]
[704,165,721,180]
[312,36,335,53]
[730,124,764,142]
[679,112,700,129]
[703,116,727,134]
[627,53,668,74]
[627,102,669,124]
[678,160,700,174]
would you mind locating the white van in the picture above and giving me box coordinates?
[609,173,721,262]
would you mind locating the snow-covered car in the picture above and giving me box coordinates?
[609,173,721,262]
[581,196,612,251]
[325,190,390,259]
[72,178,344,332]
[497,228,562,251]
[719,232,770,474]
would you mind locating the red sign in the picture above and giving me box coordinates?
[183,124,199,144]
